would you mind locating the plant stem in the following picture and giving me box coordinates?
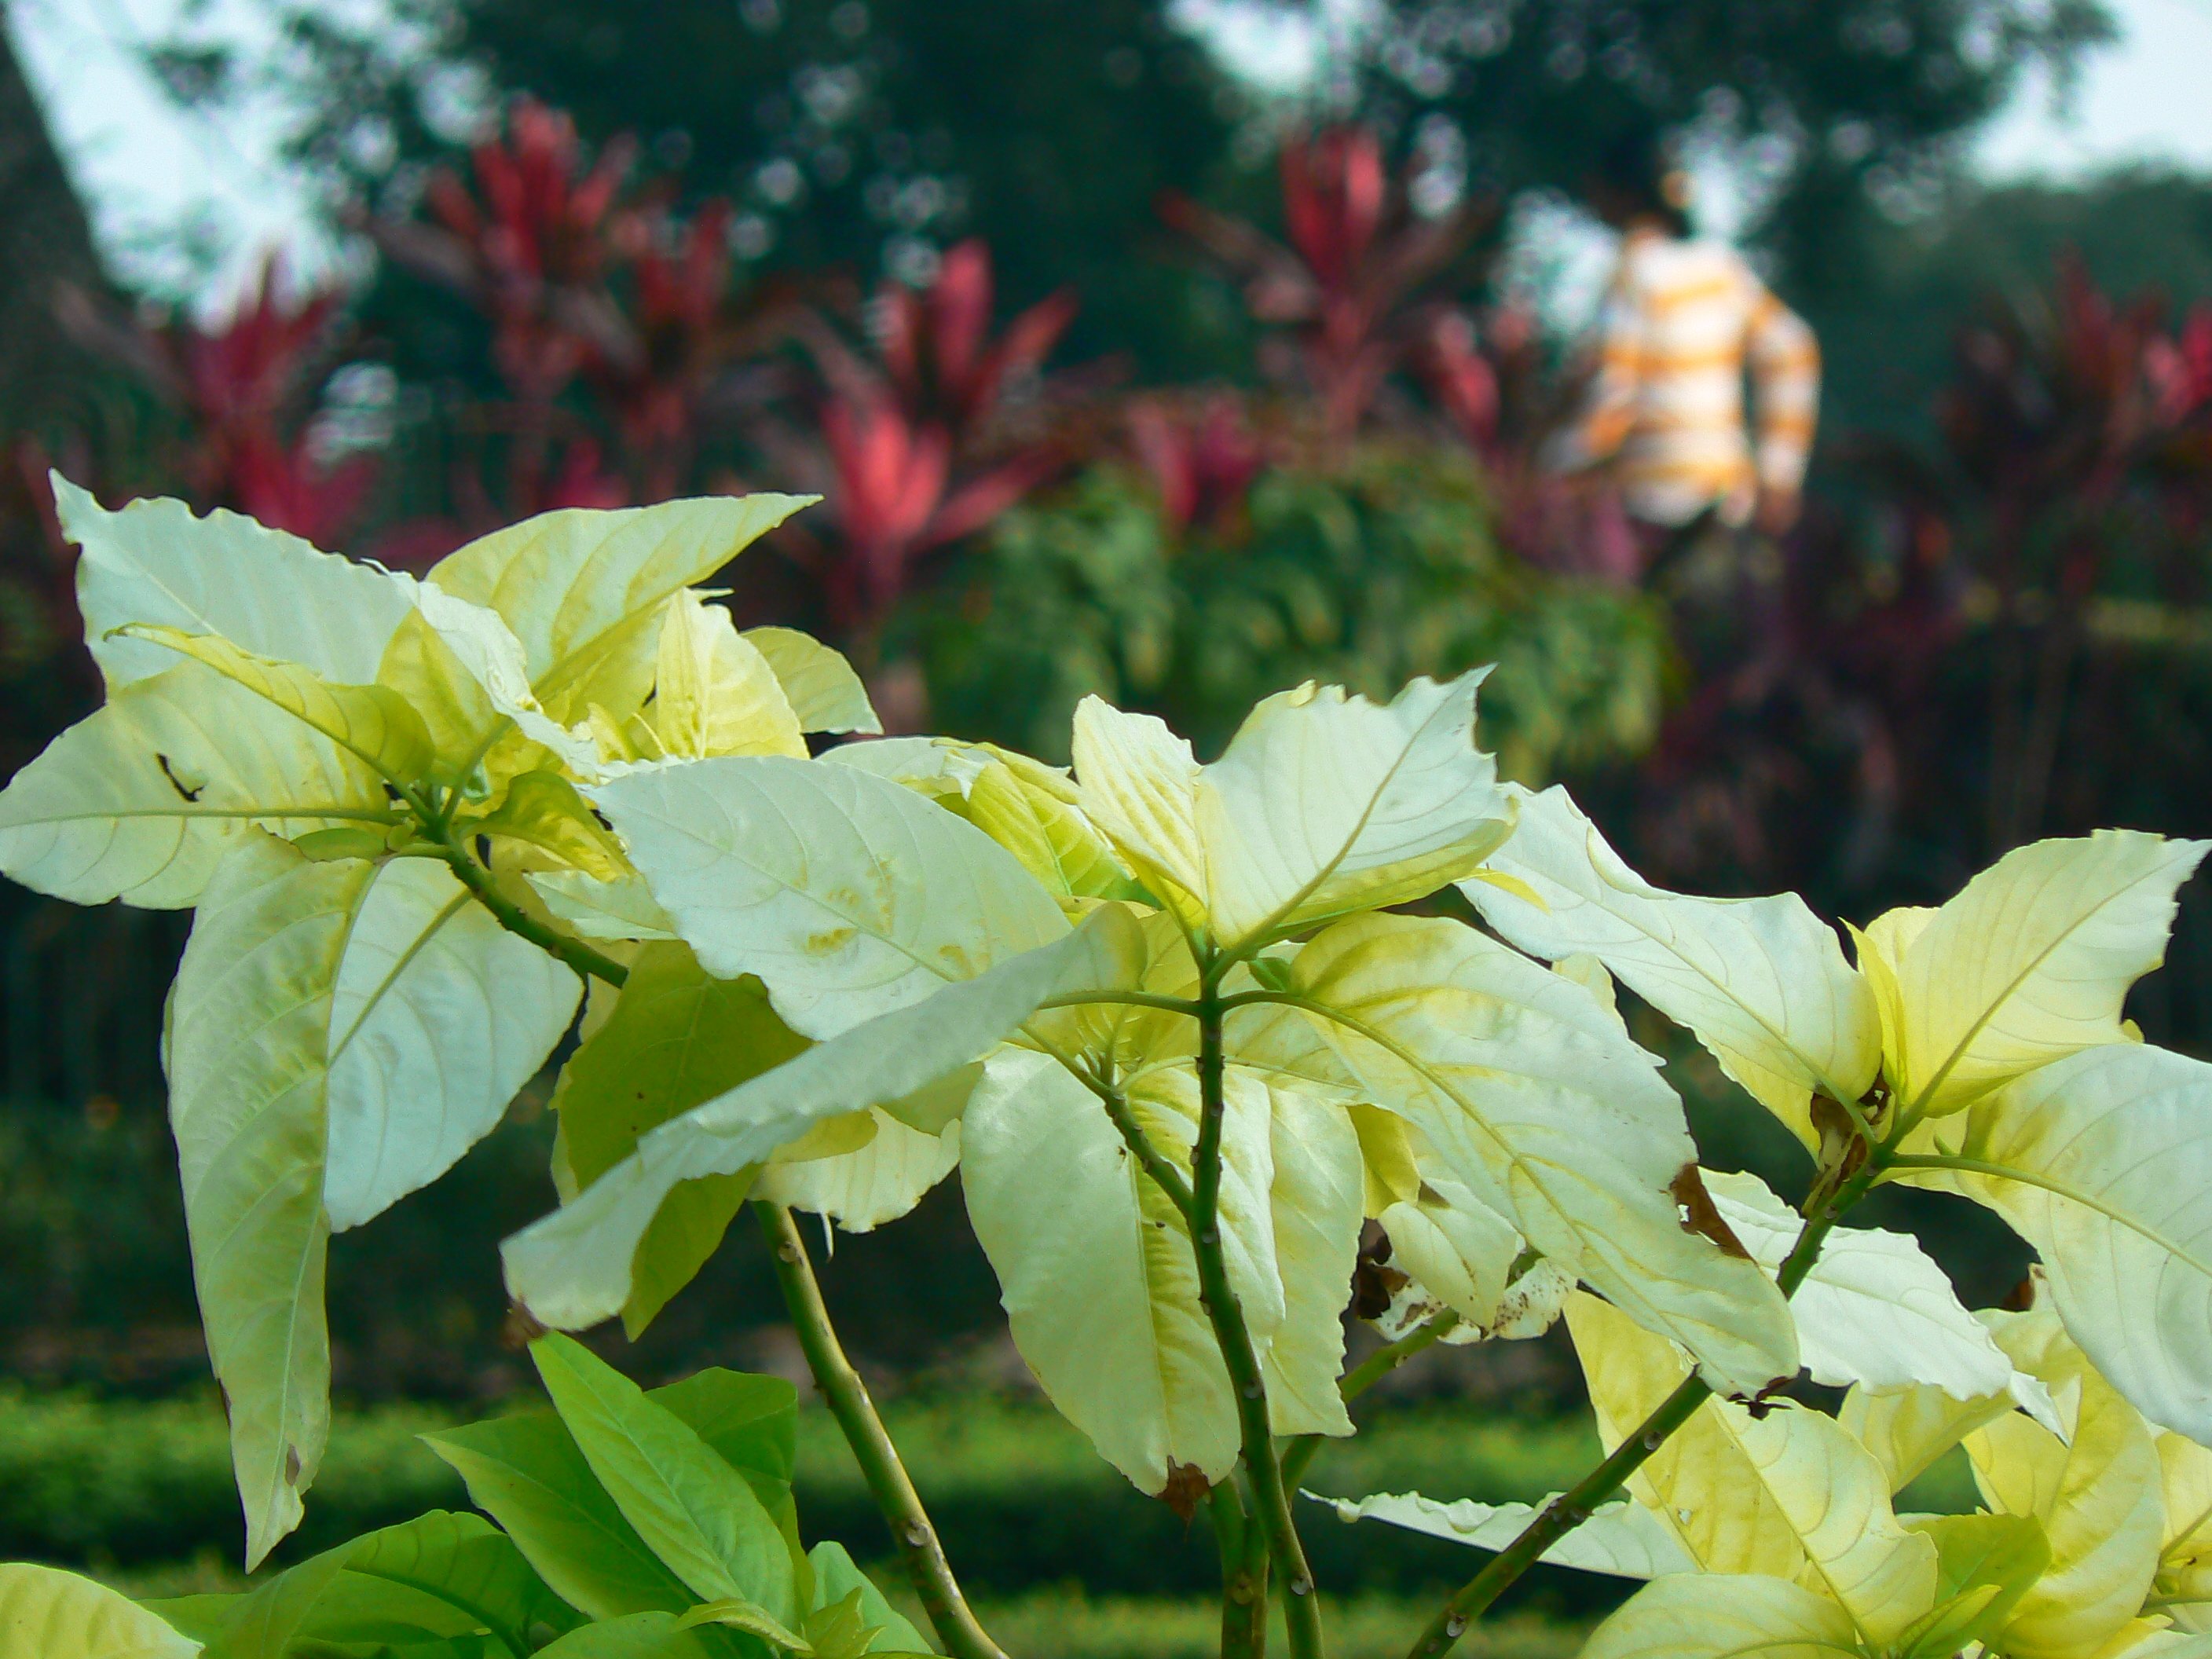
[754,1203,1009,1659]
[431,838,632,988]
[446,837,985,1650]
[1403,1164,1884,1659]
[1192,978,1326,1659]
[1211,1484,1269,1659]
[1280,1313,1462,1492]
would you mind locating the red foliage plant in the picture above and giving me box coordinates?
[1161,125,1487,441]
[757,239,1079,640]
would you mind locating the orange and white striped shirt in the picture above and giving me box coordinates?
[1544,228,1819,528]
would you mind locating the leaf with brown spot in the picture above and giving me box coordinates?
[1671,1166,1752,1260]
[1160,1462,1213,1523]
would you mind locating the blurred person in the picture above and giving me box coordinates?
[1543,128,1819,584]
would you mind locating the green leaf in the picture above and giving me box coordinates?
[427,495,815,718]
[342,1509,580,1657]
[1580,1575,1864,1659]
[743,628,881,735]
[196,1547,353,1658]
[1568,1293,1938,1644]
[1308,1491,1696,1579]
[1463,783,1881,1152]
[530,1611,718,1658]
[959,1047,1258,1492]
[117,624,437,786]
[420,1414,694,1622]
[648,592,806,760]
[1072,672,1511,948]
[652,1368,799,1496]
[165,834,368,1567]
[1250,912,1798,1396]
[0,1563,199,1659]
[552,943,810,1334]
[803,1544,928,1656]
[58,474,417,690]
[591,755,1068,1039]
[672,1597,810,1648]
[0,660,388,907]
[1896,1514,2051,1659]
[797,1588,870,1659]
[531,1334,797,1621]
[504,906,1143,1331]
[1906,1041,2212,1445]
[1865,830,2209,1119]
[323,856,580,1230]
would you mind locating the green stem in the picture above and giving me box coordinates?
[754,1204,1008,1659]
[431,839,633,988]
[1404,1163,1884,1659]
[1192,977,1326,1659]
[1280,1313,1461,1493]
[1211,1484,1269,1659]
[1089,1066,1196,1221]
[447,837,989,1651]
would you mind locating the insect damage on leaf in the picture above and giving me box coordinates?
[1671,1166,1753,1260]
[156,752,204,801]
[1160,1461,1213,1522]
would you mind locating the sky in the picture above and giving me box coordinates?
[14,0,2212,316]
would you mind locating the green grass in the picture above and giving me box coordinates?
[92,1553,1587,1659]
[12,1382,1983,1636]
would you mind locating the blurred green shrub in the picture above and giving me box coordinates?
[911,438,1669,775]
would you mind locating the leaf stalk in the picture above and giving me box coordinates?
[753,1203,1009,1659]
[1403,1159,1885,1657]
[1192,966,1327,1659]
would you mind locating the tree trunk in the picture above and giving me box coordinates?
[0,8,108,433]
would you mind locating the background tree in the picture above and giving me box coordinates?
[1354,1,2115,295]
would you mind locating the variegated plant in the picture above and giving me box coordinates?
[5,485,2211,1659]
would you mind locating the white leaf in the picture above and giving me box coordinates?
[427,494,814,710]
[166,834,365,1566]
[1072,673,1511,948]
[753,1111,961,1233]
[60,474,415,688]
[323,859,580,1229]
[1252,912,1797,1397]
[503,908,1141,1329]
[744,627,881,734]
[1704,1169,2030,1403]
[1379,1178,1523,1334]
[526,870,681,941]
[0,661,386,907]
[592,755,1067,1038]
[1569,1292,1938,1645]
[1309,1490,1696,1579]
[1466,784,1880,1150]
[1255,1084,1364,1437]
[961,1048,1244,1492]
[0,1562,200,1658]
[1869,830,2209,1119]
[1917,1041,2212,1445]
[1580,1575,1865,1659]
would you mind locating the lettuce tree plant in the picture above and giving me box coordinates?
[3,486,2211,1659]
